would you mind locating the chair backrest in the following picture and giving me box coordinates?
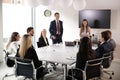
[84,58,103,79]
[3,49,15,67]
[37,42,40,48]
[102,51,113,68]
[65,41,76,46]
[15,57,35,79]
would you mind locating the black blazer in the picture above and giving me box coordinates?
[95,41,113,58]
[38,36,49,47]
[49,20,63,37]
[16,47,42,69]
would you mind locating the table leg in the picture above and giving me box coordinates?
[45,62,48,69]
[63,64,67,80]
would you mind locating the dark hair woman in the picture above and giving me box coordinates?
[67,37,96,80]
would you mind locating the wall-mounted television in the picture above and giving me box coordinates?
[79,9,111,29]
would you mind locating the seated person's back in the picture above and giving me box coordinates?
[76,37,96,69]
[16,34,44,80]
[67,37,96,80]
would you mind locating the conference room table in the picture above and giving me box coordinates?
[36,44,78,80]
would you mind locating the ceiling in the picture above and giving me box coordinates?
[85,0,120,10]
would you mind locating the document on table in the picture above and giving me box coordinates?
[66,57,76,60]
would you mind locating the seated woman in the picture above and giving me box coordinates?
[16,34,45,80]
[95,31,113,58]
[6,32,20,55]
[38,29,49,47]
[67,37,96,80]
[5,32,20,67]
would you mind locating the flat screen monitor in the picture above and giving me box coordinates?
[79,9,111,29]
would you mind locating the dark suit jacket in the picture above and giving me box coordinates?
[49,20,63,37]
[108,38,116,50]
[95,41,113,58]
[16,47,42,69]
[38,36,49,47]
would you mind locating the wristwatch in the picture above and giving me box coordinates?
[44,9,51,17]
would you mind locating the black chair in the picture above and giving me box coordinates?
[15,57,46,80]
[2,50,15,80]
[102,51,114,79]
[68,58,103,80]
[37,42,40,48]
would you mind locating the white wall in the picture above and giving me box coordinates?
[0,0,3,62]
[111,10,120,43]
[35,5,79,45]
[50,7,120,59]
[35,5,120,46]
[47,7,120,44]
[60,8,120,60]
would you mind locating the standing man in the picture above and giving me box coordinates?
[49,12,63,44]
[27,27,34,36]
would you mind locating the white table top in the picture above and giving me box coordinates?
[36,44,78,65]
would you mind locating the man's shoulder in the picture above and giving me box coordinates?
[59,20,63,22]
[51,20,55,22]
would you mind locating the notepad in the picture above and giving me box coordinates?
[65,41,76,46]
[66,57,76,60]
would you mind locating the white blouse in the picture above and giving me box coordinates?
[81,28,89,37]
[7,41,20,55]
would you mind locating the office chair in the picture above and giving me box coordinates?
[37,42,40,48]
[15,57,47,80]
[68,58,103,80]
[102,51,114,79]
[2,49,15,80]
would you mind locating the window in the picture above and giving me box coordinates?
[3,3,32,48]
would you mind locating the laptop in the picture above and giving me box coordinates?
[65,41,76,46]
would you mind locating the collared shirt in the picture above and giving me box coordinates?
[43,37,48,45]
[7,41,20,54]
[56,20,60,35]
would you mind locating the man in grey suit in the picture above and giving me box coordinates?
[106,30,116,50]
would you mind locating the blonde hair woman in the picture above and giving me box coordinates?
[38,29,49,48]
[80,19,91,38]
[16,34,45,80]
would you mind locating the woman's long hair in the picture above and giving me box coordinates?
[19,34,32,58]
[80,19,89,33]
[6,32,19,49]
[79,37,95,60]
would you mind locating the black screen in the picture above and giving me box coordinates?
[79,9,111,29]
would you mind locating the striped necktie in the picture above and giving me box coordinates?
[57,21,60,35]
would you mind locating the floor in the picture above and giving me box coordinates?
[0,59,120,80]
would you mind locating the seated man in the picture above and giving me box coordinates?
[95,31,113,58]
[106,30,116,51]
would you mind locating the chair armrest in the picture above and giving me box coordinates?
[68,68,84,80]
[74,68,84,72]
[71,66,84,73]
[36,65,43,70]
